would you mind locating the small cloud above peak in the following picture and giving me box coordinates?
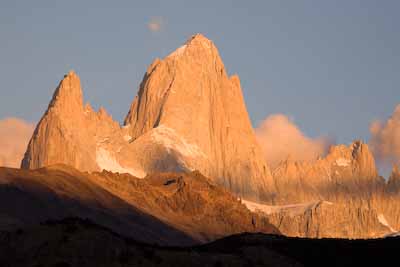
[147,17,165,33]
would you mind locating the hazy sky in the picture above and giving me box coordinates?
[1,0,399,145]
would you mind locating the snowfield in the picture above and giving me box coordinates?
[96,147,146,178]
[335,158,351,167]
[377,214,396,233]
[241,199,333,216]
[151,125,206,158]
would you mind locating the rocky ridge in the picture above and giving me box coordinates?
[0,165,278,244]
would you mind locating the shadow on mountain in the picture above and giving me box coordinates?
[1,217,398,267]
[0,166,195,246]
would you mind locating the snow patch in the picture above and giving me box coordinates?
[335,158,351,167]
[96,147,146,178]
[167,44,187,58]
[151,125,205,158]
[385,232,400,237]
[378,214,396,233]
[242,199,333,216]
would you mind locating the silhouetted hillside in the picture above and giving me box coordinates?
[0,218,398,267]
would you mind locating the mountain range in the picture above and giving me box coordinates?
[6,34,400,240]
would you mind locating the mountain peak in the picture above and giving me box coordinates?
[48,70,84,114]
[166,33,218,60]
[186,33,212,45]
[122,34,273,198]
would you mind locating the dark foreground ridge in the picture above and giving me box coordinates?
[0,217,398,267]
[0,166,278,245]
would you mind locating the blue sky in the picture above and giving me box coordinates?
[1,0,399,145]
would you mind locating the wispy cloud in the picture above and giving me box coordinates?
[370,104,400,167]
[0,117,34,168]
[147,17,165,32]
[255,114,332,167]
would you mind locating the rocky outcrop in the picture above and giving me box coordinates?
[21,34,273,199]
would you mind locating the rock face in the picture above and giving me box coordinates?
[21,34,273,199]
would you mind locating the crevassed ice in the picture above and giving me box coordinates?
[96,147,146,178]
[377,214,396,233]
[335,158,351,167]
[150,125,206,158]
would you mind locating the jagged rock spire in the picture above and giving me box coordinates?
[47,70,84,115]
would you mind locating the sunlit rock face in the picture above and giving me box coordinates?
[21,34,274,199]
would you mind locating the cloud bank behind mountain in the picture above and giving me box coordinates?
[255,114,332,168]
[370,105,400,167]
[0,118,34,168]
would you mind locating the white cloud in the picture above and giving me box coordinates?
[255,114,332,167]
[147,17,165,32]
[369,104,400,166]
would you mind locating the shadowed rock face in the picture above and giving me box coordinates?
[21,34,273,200]
[0,165,278,245]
